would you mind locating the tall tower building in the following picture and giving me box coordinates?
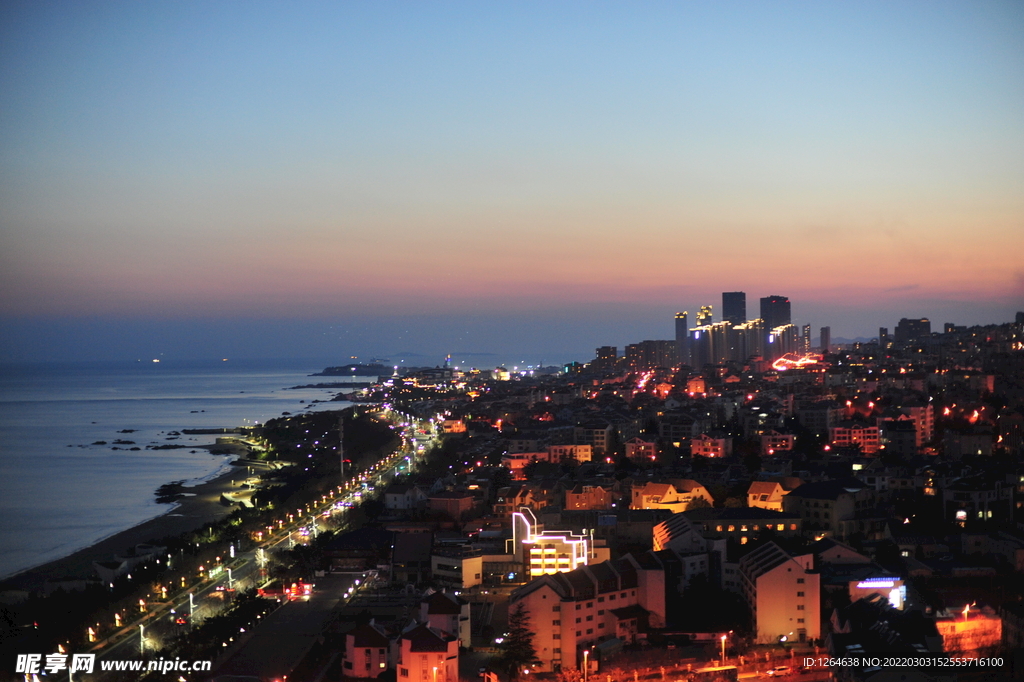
[820,326,831,353]
[760,296,791,331]
[802,324,811,353]
[879,327,889,349]
[697,305,713,326]
[722,292,746,325]
[674,312,690,366]
[894,318,931,344]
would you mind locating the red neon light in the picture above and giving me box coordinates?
[771,353,822,371]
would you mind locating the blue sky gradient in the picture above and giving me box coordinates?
[2,1,1022,363]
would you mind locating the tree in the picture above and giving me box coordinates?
[500,603,540,680]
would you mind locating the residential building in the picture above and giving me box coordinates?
[631,481,712,513]
[395,623,458,682]
[565,484,613,511]
[691,433,733,458]
[829,422,882,455]
[420,591,471,648]
[509,556,666,672]
[739,542,820,644]
[343,622,391,678]
[747,481,787,511]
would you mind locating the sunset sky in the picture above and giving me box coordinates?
[2,1,1022,364]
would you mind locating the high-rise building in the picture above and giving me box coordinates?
[722,292,746,325]
[894,318,931,344]
[675,312,690,366]
[625,340,678,370]
[802,324,811,353]
[820,326,831,353]
[697,305,713,326]
[767,324,798,361]
[690,322,730,366]
[879,327,889,349]
[760,296,791,331]
[593,346,618,371]
[732,319,765,361]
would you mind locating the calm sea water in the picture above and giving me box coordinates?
[0,360,356,580]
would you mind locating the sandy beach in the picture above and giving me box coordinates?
[0,462,253,593]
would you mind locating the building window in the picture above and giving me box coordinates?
[577,631,582,636]
[797,592,804,597]
[797,605,805,610]
[796,578,805,584]
[587,629,593,635]
[553,634,560,640]
[797,619,805,624]
[586,602,593,608]
[553,649,561,654]
[576,618,582,624]
[553,620,561,625]
[553,605,560,612]
[586,615,593,621]
[598,623,605,628]
[576,604,581,610]
[401,669,409,678]
[598,610,604,616]
[598,597,605,603]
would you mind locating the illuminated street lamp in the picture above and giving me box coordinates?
[139,624,146,654]
[720,634,727,666]
[433,666,438,682]
[583,650,590,682]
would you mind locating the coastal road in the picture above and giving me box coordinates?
[84,411,437,679]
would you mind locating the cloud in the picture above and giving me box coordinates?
[881,284,920,294]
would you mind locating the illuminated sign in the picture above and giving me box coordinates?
[771,353,823,371]
[856,579,895,589]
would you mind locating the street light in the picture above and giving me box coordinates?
[433,666,438,682]
[583,650,590,682]
[720,634,727,666]
[140,624,145,654]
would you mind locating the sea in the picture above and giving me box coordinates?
[0,359,360,581]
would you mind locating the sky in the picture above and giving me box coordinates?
[1,1,1022,365]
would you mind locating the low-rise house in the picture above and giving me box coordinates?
[420,590,470,647]
[565,484,613,511]
[631,480,712,513]
[747,481,787,511]
[343,622,391,678]
[385,484,428,510]
[396,622,459,682]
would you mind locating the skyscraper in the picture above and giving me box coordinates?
[820,326,831,353]
[722,292,746,325]
[802,324,811,353]
[674,312,690,366]
[697,305,713,326]
[879,327,889,348]
[760,296,791,330]
[894,318,931,344]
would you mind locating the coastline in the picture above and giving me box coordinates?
[0,463,249,593]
